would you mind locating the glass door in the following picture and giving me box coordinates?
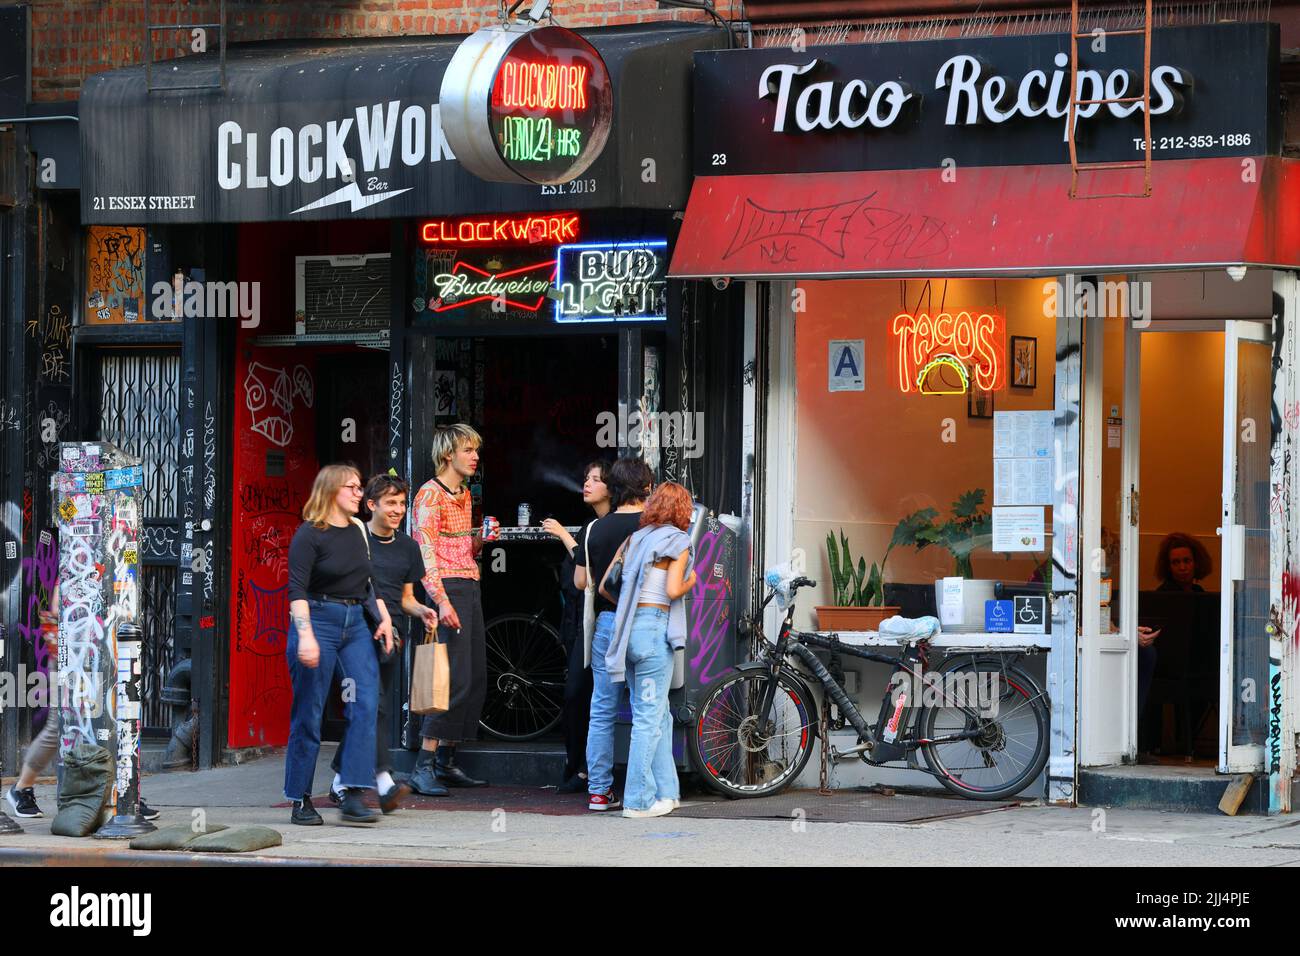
[1219,319,1272,772]
[1079,311,1139,765]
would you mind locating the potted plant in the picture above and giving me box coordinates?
[815,529,902,632]
[892,489,999,629]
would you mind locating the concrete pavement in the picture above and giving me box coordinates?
[5,746,1300,866]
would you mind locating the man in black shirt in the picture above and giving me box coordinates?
[574,456,653,811]
[328,474,440,810]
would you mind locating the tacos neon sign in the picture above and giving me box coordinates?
[892,309,1005,393]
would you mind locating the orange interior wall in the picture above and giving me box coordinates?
[792,278,1056,627]
[1138,332,1224,590]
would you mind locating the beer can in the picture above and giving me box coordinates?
[517,503,531,527]
[481,516,500,541]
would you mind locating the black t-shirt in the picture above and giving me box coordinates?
[287,522,372,602]
[575,511,643,614]
[366,527,425,625]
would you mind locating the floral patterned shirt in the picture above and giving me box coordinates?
[411,476,478,606]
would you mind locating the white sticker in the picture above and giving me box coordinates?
[828,340,865,392]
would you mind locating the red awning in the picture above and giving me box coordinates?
[669,157,1300,279]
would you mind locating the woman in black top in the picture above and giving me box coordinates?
[284,463,393,826]
[575,456,653,811]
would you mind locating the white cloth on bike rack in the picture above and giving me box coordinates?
[877,615,941,640]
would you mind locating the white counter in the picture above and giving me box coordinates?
[812,630,1051,652]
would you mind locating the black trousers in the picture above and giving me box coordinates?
[561,624,594,779]
[420,578,487,743]
[331,618,405,777]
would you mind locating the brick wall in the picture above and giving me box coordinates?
[30,0,725,101]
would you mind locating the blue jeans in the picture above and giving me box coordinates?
[622,607,680,811]
[586,611,627,796]
[284,600,379,800]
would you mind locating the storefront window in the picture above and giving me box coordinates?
[793,279,1055,633]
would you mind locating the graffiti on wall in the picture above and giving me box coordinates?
[244,362,314,448]
[85,226,146,325]
[688,519,737,686]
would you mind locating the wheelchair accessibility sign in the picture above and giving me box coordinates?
[1013,595,1047,634]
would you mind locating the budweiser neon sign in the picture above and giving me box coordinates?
[421,214,579,246]
[892,309,1005,393]
[429,258,557,313]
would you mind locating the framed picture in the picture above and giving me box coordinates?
[1011,335,1037,388]
[968,368,994,419]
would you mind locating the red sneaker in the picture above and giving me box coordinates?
[588,791,622,812]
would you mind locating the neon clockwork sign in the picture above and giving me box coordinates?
[892,310,1005,393]
[439,23,613,185]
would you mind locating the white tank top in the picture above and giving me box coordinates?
[637,566,670,604]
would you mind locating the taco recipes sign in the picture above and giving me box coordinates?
[692,22,1277,175]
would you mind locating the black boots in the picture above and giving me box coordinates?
[339,788,377,826]
[434,745,488,788]
[291,795,323,826]
[408,750,449,797]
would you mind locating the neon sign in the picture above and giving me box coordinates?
[420,214,579,245]
[555,241,668,322]
[441,24,613,185]
[495,61,589,112]
[893,310,1005,393]
[428,258,557,314]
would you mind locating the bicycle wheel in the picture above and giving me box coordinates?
[689,668,817,799]
[920,661,1050,800]
[478,613,567,741]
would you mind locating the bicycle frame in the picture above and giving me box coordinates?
[753,590,1022,768]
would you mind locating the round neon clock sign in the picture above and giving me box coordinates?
[441,24,613,186]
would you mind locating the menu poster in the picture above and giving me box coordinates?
[992,506,1046,552]
[993,410,1053,460]
[994,458,1052,506]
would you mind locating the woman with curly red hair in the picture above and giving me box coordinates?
[599,481,697,818]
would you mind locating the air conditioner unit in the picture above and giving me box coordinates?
[294,254,391,336]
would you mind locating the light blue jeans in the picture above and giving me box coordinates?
[587,611,627,797]
[622,607,680,812]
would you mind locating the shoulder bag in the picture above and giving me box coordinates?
[350,518,393,659]
[582,521,597,669]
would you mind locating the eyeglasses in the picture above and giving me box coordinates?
[343,483,363,492]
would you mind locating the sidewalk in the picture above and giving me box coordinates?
[5,747,1300,866]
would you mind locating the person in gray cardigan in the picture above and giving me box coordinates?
[599,482,697,818]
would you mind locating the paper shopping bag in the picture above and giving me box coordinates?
[411,631,450,714]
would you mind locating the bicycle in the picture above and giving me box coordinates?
[478,552,569,741]
[688,575,1051,800]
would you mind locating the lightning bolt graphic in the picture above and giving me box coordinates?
[291,182,413,215]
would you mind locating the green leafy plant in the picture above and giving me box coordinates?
[891,489,993,578]
[825,522,916,608]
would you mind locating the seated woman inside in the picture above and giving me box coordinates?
[1138,532,1217,761]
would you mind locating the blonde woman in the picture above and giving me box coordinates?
[285,464,393,826]
[408,423,492,794]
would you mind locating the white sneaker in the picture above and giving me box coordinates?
[622,798,675,819]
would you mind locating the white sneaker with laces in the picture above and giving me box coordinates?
[622,797,675,819]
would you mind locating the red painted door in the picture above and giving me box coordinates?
[227,346,318,748]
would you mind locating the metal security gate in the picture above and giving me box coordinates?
[93,350,181,734]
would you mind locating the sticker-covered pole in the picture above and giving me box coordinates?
[53,441,154,837]
[0,623,22,834]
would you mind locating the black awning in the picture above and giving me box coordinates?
[80,23,723,224]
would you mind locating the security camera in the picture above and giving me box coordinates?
[711,276,732,291]
[1227,265,1247,282]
